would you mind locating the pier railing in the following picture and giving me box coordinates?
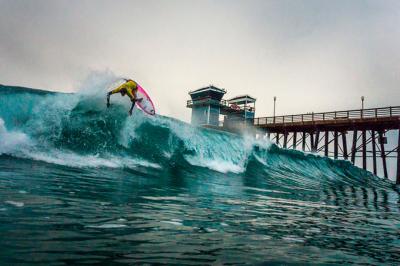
[254,106,400,126]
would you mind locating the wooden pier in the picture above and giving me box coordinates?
[254,106,400,184]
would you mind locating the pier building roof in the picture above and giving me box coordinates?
[228,95,256,105]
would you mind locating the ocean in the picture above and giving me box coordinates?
[1,85,399,265]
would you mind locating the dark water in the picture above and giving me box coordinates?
[1,85,400,265]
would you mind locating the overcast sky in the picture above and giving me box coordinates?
[1,0,399,121]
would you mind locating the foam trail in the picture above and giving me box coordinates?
[0,118,31,155]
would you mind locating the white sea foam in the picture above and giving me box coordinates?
[185,157,244,174]
[5,200,24,207]
[161,220,183,226]
[0,118,32,155]
[77,70,121,97]
[26,150,161,170]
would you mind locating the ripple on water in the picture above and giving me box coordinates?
[86,224,127,229]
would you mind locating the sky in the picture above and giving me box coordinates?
[1,0,400,122]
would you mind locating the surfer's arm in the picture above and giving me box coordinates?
[106,92,111,107]
[106,92,114,108]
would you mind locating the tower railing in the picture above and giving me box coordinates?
[186,97,228,108]
[187,97,256,112]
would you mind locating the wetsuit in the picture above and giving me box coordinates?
[110,80,137,101]
[107,80,140,115]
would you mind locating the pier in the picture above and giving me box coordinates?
[254,106,400,184]
[186,86,400,184]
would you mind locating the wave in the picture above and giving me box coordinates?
[0,84,394,189]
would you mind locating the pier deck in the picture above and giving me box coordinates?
[254,106,400,184]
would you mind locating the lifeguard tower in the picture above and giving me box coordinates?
[187,85,256,131]
[186,85,226,126]
[223,95,256,129]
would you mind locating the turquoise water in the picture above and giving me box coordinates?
[1,85,400,265]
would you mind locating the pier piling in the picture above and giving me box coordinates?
[334,131,338,159]
[372,130,377,175]
[362,130,367,170]
[397,129,400,184]
[342,132,348,160]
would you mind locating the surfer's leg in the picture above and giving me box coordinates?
[128,100,136,116]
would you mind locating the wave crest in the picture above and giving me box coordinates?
[0,84,391,190]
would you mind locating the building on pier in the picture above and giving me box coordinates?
[223,95,256,130]
[187,85,226,126]
[187,85,256,130]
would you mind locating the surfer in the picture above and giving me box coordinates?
[106,79,142,116]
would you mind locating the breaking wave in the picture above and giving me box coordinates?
[0,83,394,189]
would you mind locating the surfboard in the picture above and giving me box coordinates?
[136,84,156,115]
